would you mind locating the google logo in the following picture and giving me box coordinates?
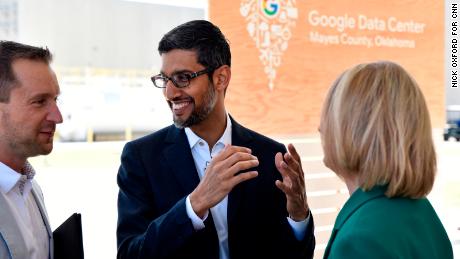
[261,0,280,18]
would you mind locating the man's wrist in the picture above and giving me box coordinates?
[289,209,310,222]
[186,195,207,230]
[189,190,208,218]
[287,210,310,241]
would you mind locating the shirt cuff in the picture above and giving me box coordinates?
[287,211,311,241]
[185,195,208,230]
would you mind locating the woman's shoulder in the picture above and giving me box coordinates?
[330,196,452,259]
[348,196,433,226]
[338,196,445,246]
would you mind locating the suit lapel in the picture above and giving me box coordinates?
[31,181,53,259]
[227,117,253,228]
[323,228,337,258]
[0,181,53,259]
[0,183,53,259]
[31,182,52,237]
[323,186,387,258]
[162,126,200,195]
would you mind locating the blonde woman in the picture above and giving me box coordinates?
[321,61,453,259]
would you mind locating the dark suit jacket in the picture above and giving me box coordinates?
[324,186,453,259]
[116,117,315,259]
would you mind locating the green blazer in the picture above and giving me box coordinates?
[324,185,453,259]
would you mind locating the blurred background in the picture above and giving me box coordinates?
[1,0,459,258]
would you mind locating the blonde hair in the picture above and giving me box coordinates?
[321,61,436,198]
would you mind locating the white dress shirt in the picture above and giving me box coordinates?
[184,114,309,259]
[0,161,49,259]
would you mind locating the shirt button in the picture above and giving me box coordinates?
[199,142,204,146]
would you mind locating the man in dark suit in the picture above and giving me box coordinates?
[116,20,315,259]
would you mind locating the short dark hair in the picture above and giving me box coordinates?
[0,41,52,102]
[158,20,231,74]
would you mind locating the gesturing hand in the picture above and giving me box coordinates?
[275,143,309,221]
[190,145,259,218]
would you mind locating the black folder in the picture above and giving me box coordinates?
[53,213,84,259]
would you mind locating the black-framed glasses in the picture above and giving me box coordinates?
[151,68,210,88]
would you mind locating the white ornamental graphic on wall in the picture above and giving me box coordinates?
[240,0,298,90]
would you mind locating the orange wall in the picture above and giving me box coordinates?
[210,0,444,135]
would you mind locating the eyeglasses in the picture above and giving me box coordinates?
[151,68,210,88]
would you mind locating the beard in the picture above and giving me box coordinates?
[172,82,217,129]
[1,110,54,158]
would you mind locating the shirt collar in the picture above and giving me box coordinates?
[185,113,233,149]
[0,161,35,195]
